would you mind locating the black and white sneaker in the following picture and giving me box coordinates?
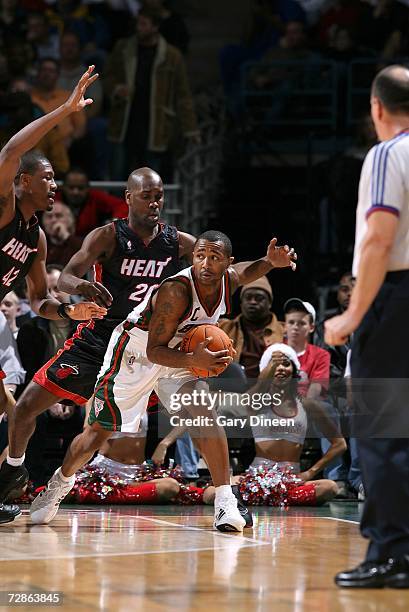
[0,503,21,524]
[214,495,246,532]
[232,485,253,528]
[0,462,29,502]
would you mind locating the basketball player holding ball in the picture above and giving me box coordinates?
[30,230,297,532]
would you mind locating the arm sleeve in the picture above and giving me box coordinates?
[367,143,406,218]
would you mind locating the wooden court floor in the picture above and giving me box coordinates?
[0,503,408,611]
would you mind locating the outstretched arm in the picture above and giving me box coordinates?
[0,66,98,221]
[229,237,297,291]
[26,229,107,321]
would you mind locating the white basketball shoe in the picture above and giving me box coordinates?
[30,468,76,524]
[214,494,246,532]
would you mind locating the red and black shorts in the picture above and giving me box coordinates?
[33,321,107,405]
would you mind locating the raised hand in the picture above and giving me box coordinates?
[66,302,107,321]
[65,65,99,113]
[77,280,113,308]
[266,238,297,271]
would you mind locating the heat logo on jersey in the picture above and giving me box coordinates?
[2,238,37,263]
[120,257,172,278]
[55,364,79,380]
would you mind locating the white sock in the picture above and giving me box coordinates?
[56,467,74,483]
[215,485,233,502]
[6,454,25,467]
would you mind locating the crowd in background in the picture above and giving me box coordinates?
[0,0,408,500]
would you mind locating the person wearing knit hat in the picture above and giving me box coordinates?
[219,275,283,379]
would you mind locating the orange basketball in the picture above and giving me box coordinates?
[180,324,234,378]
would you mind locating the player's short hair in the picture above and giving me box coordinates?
[372,65,409,114]
[126,167,162,191]
[195,230,232,257]
[16,150,51,180]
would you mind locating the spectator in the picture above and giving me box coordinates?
[1,79,70,177]
[0,312,25,395]
[314,273,362,499]
[144,0,190,55]
[0,0,28,46]
[58,30,103,118]
[251,20,317,90]
[104,6,199,181]
[45,0,112,68]
[314,272,354,379]
[57,30,108,178]
[219,276,284,380]
[26,12,60,61]
[42,202,83,267]
[261,297,330,399]
[55,168,128,236]
[0,292,20,340]
[3,36,35,80]
[30,57,86,150]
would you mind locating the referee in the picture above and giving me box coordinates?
[325,65,409,588]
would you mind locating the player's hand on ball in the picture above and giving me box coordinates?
[190,337,233,376]
[266,237,297,271]
[66,302,107,321]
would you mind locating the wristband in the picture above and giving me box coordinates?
[57,303,70,319]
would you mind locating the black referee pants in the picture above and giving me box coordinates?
[351,270,409,561]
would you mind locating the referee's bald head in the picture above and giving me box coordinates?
[372,65,409,114]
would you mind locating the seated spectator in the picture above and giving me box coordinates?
[0,311,25,396]
[219,276,283,380]
[0,0,28,46]
[0,292,20,340]
[55,168,128,236]
[261,297,330,399]
[42,202,83,267]
[26,12,60,61]
[45,0,112,68]
[144,0,190,55]
[58,30,103,118]
[250,21,317,90]
[314,272,354,380]
[30,57,86,152]
[3,36,35,80]
[314,273,361,499]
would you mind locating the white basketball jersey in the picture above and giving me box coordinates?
[127,266,232,343]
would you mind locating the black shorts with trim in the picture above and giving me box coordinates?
[33,321,111,405]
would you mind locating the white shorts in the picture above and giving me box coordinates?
[88,321,198,432]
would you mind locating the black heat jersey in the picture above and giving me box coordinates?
[72,219,182,356]
[0,207,39,301]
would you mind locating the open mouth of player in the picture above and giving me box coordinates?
[47,193,55,204]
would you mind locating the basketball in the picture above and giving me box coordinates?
[180,324,234,377]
